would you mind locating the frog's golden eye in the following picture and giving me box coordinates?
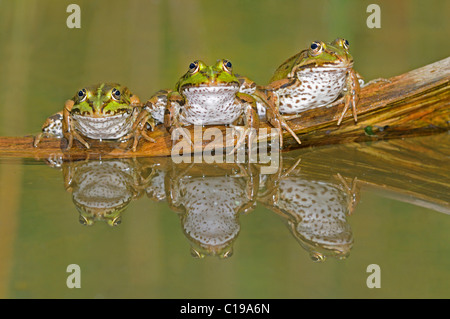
[343,39,350,50]
[309,41,323,56]
[188,61,199,74]
[111,216,121,226]
[222,59,233,73]
[77,89,87,102]
[112,88,121,101]
[310,252,326,262]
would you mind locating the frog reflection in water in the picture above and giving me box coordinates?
[258,158,359,261]
[62,159,153,226]
[165,162,259,258]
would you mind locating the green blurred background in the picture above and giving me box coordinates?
[0,0,449,298]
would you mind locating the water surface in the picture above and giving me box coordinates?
[0,0,449,298]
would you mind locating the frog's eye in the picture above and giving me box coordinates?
[77,89,87,102]
[222,59,233,73]
[188,61,199,73]
[309,41,323,56]
[111,216,121,226]
[112,88,121,101]
[343,39,350,50]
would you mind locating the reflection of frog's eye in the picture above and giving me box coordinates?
[310,41,323,55]
[222,59,233,72]
[112,88,121,101]
[189,61,199,73]
[77,89,87,102]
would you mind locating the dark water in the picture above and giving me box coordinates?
[0,0,449,298]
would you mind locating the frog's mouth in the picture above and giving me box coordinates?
[181,82,240,92]
[72,109,134,117]
[299,60,354,71]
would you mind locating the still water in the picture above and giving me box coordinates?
[0,0,449,298]
[0,133,449,298]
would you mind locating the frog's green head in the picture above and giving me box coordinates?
[289,219,353,262]
[290,38,353,75]
[190,243,234,259]
[70,83,140,117]
[75,200,129,227]
[175,59,240,92]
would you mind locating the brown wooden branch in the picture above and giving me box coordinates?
[0,57,448,160]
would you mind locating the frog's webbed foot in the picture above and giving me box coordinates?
[65,129,90,150]
[337,69,360,126]
[120,129,157,152]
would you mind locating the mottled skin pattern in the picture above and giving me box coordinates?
[259,159,358,261]
[34,83,156,151]
[145,169,167,202]
[265,38,361,144]
[62,159,149,226]
[165,163,258,258]
[143,59,299,151]
[145,60,261,155]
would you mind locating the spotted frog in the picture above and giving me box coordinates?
[165,162,259,258]
[62,159,150,226]
[266,38,361,139]
[258,158,358,261]
[145,60,264,153]
[33,83,156,151]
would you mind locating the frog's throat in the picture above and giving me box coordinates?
[181,82,240,89]
[296,61,353,71]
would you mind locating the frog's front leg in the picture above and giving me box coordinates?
[234,163,259,214]
[254,86,302,148]
[165,92,193,146]
[62,99,90,150]
[258,156,301,206]
[33,111,64,147]
[334,173,360,215]
[119,107,157,152]
[229,93,259,157]
[337,68,360,125]
[117,94,157,151]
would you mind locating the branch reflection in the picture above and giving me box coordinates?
[45,133,449,261]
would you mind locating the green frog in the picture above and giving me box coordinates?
[143,59,299,152]
[33,83,156,151]
[267,38,361,132]
[145,59,261,154]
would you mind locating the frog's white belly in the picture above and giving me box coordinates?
[72,161,133,213]
[276,179,352,246]
[179,177,247,246]
[276,67,348,114]
[181,86,242,125]
[72,111,134,140]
